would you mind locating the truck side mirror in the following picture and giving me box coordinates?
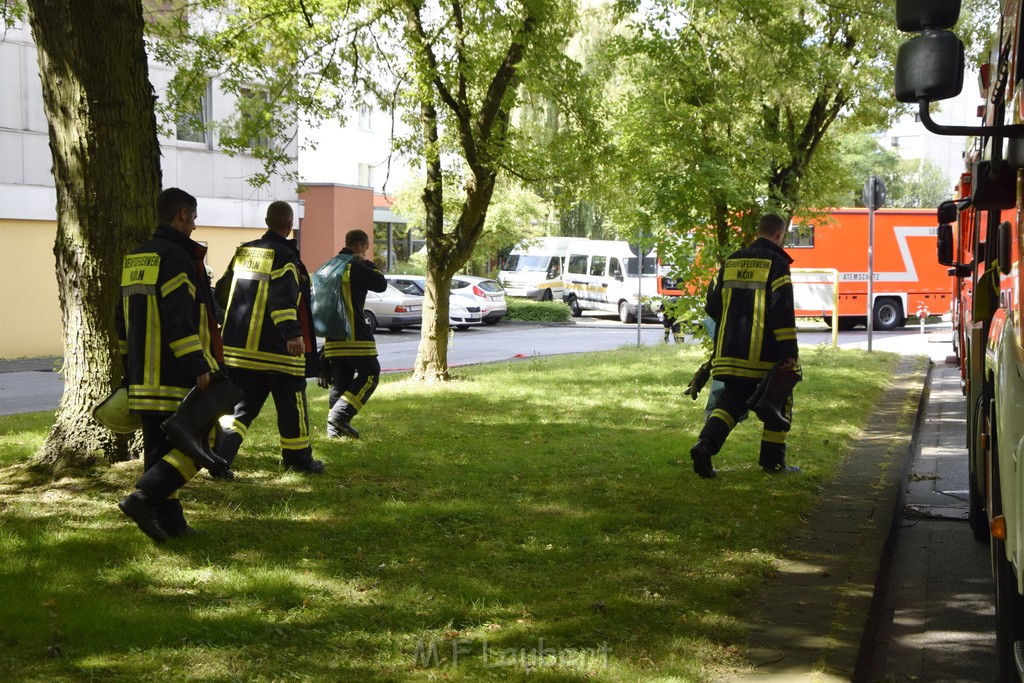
[896,0,961,32]
[998,221,1013,275]
[937,224,954,267]
[936,200,959,224]
[895,30,965,103]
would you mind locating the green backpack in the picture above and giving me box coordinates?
[311,254,353,339]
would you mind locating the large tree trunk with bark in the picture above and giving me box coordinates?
[26,0,161,471]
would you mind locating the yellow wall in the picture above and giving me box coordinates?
[0,219,264,359]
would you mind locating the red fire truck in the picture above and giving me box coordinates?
[897,1,1024,678]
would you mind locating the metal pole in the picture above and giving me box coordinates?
[636,253,643,347]
[866,181,875,352]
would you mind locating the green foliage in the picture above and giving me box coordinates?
[392,174,550,276]
[599,0,907,284]
[0,345,900,680]
[504,298,571,322]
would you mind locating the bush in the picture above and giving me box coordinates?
[504,297,572,322]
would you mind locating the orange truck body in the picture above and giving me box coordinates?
[788,208,952,329]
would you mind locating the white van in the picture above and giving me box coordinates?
[497,236,577,301]
[562,239,659,323]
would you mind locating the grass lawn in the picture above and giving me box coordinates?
[0,344,901,681]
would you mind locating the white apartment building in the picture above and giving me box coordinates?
[0,20,298,358]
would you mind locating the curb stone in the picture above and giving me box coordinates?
[721,356,930,682]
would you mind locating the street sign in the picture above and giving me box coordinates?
[628,242,653,258]
[862,175,887,210]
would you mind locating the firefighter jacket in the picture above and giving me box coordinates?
[706,237,798,380]
[322,249,387,359]
[116,224,223,413]
[219,230,319,377]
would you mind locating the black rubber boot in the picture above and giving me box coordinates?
[747,363,801,432]
[161,375,243,471]
[118,489,168,544]
[327,404,360,439]
[690,438,717,479]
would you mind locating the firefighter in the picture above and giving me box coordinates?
[115,188,227,542]
[689,213,801,478]
[321,230,387,439]
[214,201,323,475]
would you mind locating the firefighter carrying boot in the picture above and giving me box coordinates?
[747,361,801,432]
[161,374,243,471]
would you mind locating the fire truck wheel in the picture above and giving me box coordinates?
[992,421,1024,682]
[872,298,903,331]
[969,395,990,542]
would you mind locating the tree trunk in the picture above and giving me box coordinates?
[26,0,161,471]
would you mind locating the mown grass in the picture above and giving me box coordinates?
[0,344,900,681]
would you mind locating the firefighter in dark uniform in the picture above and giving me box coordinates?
[323,229,387,439]
[115,188,224,542]
[215,201,324,474]
[689,213,801,478]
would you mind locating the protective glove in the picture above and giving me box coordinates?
[683,360,713,400]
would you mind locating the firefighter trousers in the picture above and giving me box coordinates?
[136,412,197,534]
[697,377,793,469]
[328,356,380,418]
[217,368,313,468]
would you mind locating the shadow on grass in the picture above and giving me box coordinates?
[0,346,899,680]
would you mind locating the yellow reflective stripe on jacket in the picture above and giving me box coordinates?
[272,262,299,282]
[270,309,298,325]
[324,340,378,357]
[160,272,195,299]
[342,267,355,334]
[197,303,220,372]
[771,275,792,291]
[774,327,798,341]
[169,334,202,358]
[144,296,160,387]
[749,287,765,364]
[223,347,305,375]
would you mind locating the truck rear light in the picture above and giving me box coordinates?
[992,514,1007,540]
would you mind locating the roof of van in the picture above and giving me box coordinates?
[565,239,653,257]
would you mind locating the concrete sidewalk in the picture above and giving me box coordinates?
[724,356,929,682]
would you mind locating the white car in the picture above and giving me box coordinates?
[450,276,506,325]
[384,275,483,330]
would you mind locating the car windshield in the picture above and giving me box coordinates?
[506,255,550,272]
[625,257,658,276]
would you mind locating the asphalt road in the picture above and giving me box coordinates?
[0,317,956,417]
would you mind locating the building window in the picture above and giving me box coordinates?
[238,87,272,149]
[890,136,899,148]
[358,163,374,188]
[787,223,815,248]
[358,104,373,132]
[176,80,211,145]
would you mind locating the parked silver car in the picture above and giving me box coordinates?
[363,283,423,332]
[384,275,483,330]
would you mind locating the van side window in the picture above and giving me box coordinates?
[609,258,622,278]
[547,258,561,279]
[590,255,607,276]
[568,254,588,275]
